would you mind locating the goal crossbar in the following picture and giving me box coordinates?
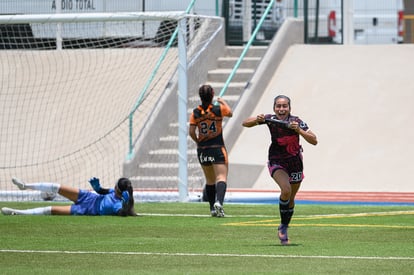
[0,11,187,25]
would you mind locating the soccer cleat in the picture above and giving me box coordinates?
[210,209,218,217]
[1,207,17,215]
[12,177,26,190]
[214,202,225,217]
[278,224,289,245]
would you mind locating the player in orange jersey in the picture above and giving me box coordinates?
[189,84,233,217]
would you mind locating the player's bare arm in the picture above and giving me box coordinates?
[242,114,265,127]
[298,128,317,145]
[189,125,198,143]
[216,97,233,117]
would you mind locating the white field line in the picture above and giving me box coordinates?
[2,211,413,261]
[0,249,413,261]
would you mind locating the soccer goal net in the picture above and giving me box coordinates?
[0,11,224,202]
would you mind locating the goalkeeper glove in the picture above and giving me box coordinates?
[89,177,101,192]
[121,191,130,204]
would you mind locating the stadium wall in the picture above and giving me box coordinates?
[228,43,414,193]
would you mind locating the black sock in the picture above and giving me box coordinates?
[287,207,294,225]
[215,181,227,205]
[205,184,216,210]
[279,198,290,225]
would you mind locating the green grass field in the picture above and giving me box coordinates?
[0,201,413,274]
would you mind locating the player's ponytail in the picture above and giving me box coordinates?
[116,178,136,216]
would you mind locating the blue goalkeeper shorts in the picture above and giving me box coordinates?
[70,189,100,215]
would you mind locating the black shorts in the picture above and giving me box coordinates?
[197,146,228,166]
[267,154,304,184]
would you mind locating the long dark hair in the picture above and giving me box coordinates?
[116,177,136,216]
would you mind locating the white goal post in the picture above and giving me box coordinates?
[0,11,225,202]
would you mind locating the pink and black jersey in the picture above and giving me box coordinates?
[262,114,309,161]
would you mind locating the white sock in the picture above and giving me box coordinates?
[24,182,60,193]
[11,206,52,215]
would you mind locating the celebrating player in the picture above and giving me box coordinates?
[1,177,137,216]
[242,95,317,244]
[189,84,233,217]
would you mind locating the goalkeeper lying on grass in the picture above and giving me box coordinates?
[1,177,137,216]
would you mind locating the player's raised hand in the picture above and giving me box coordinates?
[89,177,101,192]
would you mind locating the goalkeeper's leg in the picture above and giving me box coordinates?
[1,206,52,215]
[12,177,79,202]
[12,177,60,193]
[1,205,72,215]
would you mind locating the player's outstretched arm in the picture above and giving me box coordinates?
[88,177,110,194]
[242,114,264,127]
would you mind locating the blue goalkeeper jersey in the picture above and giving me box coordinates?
[71,189,123,216]
[98,189,123,215]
